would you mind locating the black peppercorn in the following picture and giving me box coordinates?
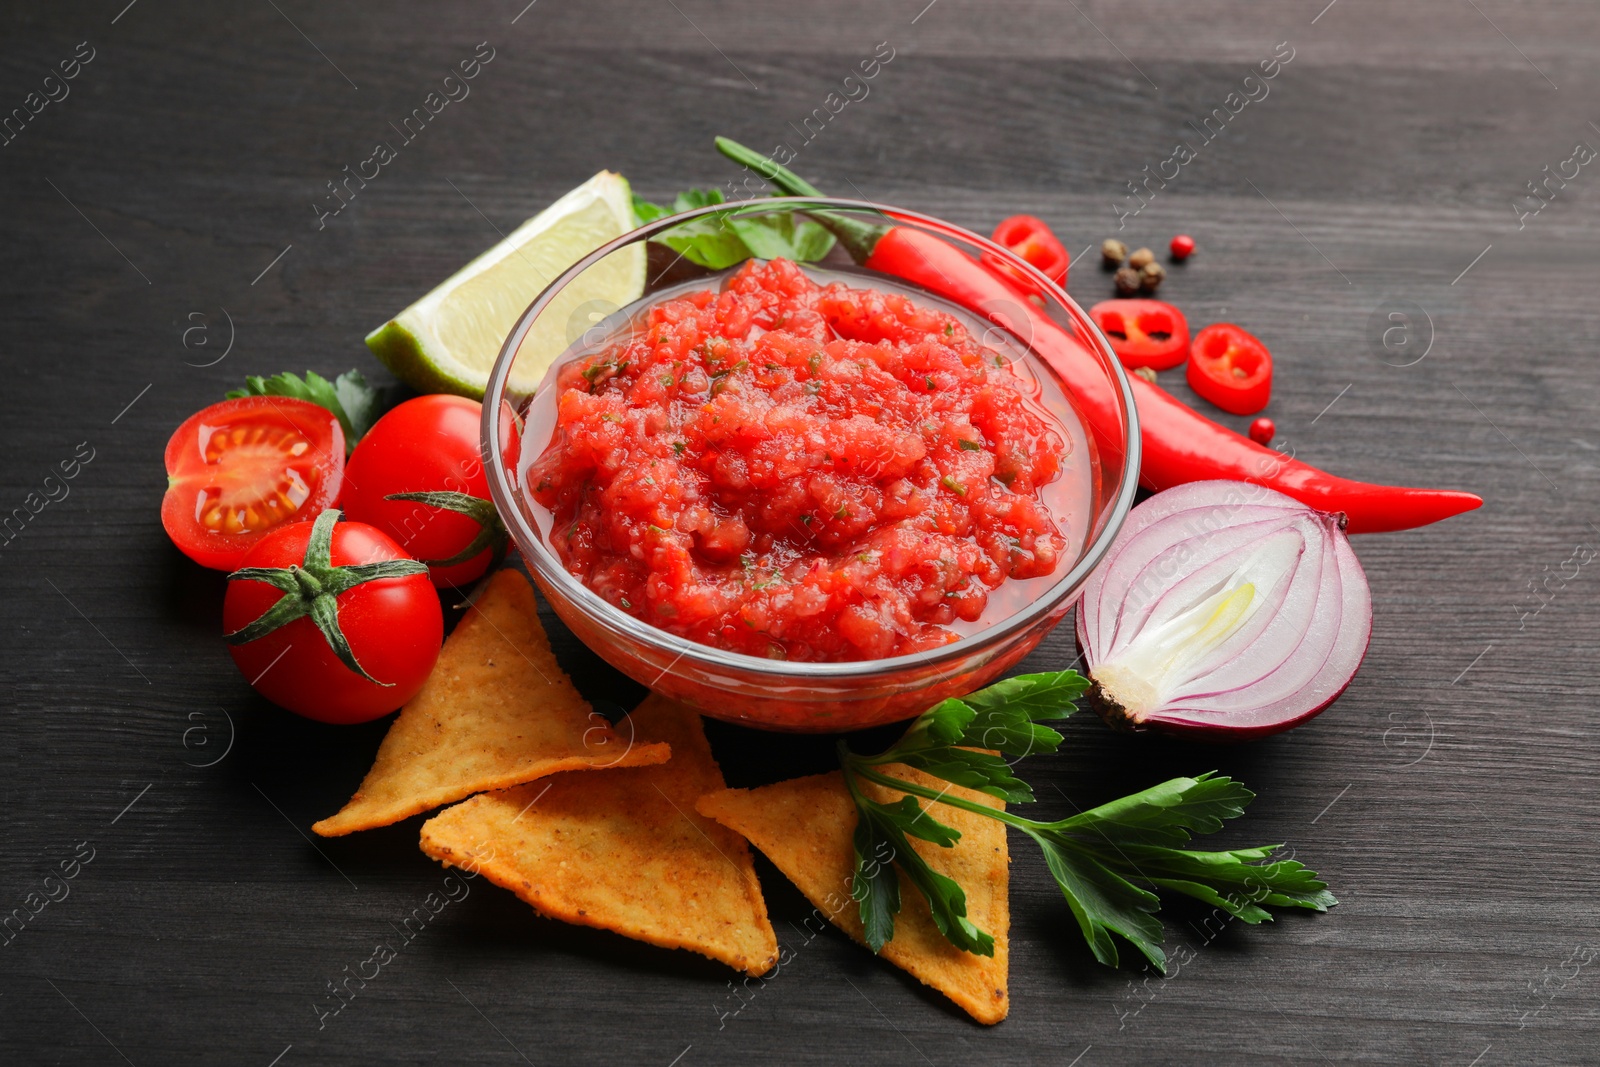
[1139,261,1166,292]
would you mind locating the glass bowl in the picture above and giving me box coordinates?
[483,197,1139,732]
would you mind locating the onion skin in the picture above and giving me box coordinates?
[1074,480,1373,742]
[1085,676,1140,735]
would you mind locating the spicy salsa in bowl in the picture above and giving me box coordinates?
[486,200,1138,730]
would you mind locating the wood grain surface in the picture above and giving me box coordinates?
[2,1,1597,1064]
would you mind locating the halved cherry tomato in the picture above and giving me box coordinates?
[1187,323,1273,415]
[161,396,345,571]
[341,395,518,588]
[224,510,441,724]
[984,215,1070,295]
[1088,299,1191,371]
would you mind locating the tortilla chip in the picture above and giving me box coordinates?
[313,570,669,837]
[418,693,778,976]
[697,765,1010,1024]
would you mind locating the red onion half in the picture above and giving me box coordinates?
[1075,480,1372,740]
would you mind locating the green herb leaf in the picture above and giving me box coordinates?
[896,746,1036,805]
[1051,771,1254,848]
[955,670,1086,757]
[726,213,836,262]
[850,814,902,951]
[632,188,836,269]
[226,369,387,452]
[964,669,1089,721]
[333,373,383,442]
[836,676,1335,970]
[1023,774,1334,971]
[1030,830,1166,970]
[631,194,670,224]
[843,763,993,956]
[656,219,750,270]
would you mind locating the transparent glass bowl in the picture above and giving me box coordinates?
[483,198,1139,731]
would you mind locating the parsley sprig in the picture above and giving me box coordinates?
[838,671,1336,972]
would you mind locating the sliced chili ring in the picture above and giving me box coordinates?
[1187,322,1273,415]
[983,215,1070,296]
[1089,299,1191,371]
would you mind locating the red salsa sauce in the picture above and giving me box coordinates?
[528,258,1072,661]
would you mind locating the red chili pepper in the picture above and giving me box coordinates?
[1088,299,1190,371]
[986,214,1070,290]
[712,138,1483,534]
[1187,323,1272,415]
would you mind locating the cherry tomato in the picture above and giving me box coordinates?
[1089,299,1191,371]
[983,215,1070,297]
[1249,417,1275,445]
[1187,323,1273,415]
[161,396,345,571]
[1170,234,1196,261]
[223,510,442,724]
[341,395,517,588]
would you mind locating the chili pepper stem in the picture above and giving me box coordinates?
[714,137,887,262]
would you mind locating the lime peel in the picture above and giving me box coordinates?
[365,170,645,399]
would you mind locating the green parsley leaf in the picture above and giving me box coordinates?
[958,670,1086,757]
[895,746,1036,805]
[1021,773,1335,970]
[842,761,992,956]
[226,369,387,453]
[850,814,902,951]
[1051,770,1253,848]
[837,674,1335,971]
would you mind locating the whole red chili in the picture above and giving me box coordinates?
[984,214,1070,293]
[713,138,1483,534]
[1088,299,1190,371]
[1188,323,1273,415]
[1249,417,1275,445]
[1170,234,1196,261]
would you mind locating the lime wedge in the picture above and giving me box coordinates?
[365,170,644,399]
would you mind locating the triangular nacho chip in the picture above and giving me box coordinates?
[697,765,1010,1023]
[418,693,778,976]
[313,570,669,837]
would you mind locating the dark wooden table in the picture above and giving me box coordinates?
[4,1,1596,1063]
